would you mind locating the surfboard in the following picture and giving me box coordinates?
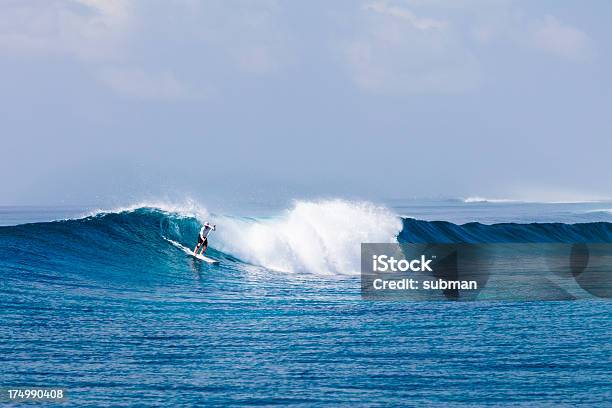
[164,238,220,264]
[190,252,219,264]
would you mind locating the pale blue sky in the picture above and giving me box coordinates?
[1,0,611,206]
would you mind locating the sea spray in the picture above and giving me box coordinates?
[212,200,402,275]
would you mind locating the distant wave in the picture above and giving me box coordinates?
[462,196,519,203]
[462,196,611,204]
[585,208,612,214]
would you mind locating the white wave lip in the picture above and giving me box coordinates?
[83,198,210,220]
[213,200,402,276]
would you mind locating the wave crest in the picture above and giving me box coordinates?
[83,199,211,220]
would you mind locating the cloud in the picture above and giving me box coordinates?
[96,67,186,101]
[531,15,594,61]
[0,0,597,101]
[364,1,446,30]
[345,0,480,94]
[343,0,598,95]
[0,0,129,60]
[0,0,288,100]
[467,8,595,61]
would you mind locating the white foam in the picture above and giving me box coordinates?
[585,208,612,214]
[463,196,518,203]
[83,198,210,220]
[212,199,402,276]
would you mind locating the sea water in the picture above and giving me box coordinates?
[1,199,611,406]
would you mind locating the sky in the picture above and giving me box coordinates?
[1,0,611,207]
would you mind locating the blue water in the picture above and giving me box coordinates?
[1,200,611,406]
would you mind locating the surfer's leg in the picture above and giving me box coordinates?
[194,235,205,254]
[200,238,208,255]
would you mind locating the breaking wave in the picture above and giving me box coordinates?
[2,199,612,277]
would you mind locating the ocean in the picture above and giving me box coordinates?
[1,199,611,406]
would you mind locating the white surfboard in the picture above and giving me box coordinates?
[164,238,220,264]
[190,252,219,263]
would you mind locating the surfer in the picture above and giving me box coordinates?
[194,222,216,256]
